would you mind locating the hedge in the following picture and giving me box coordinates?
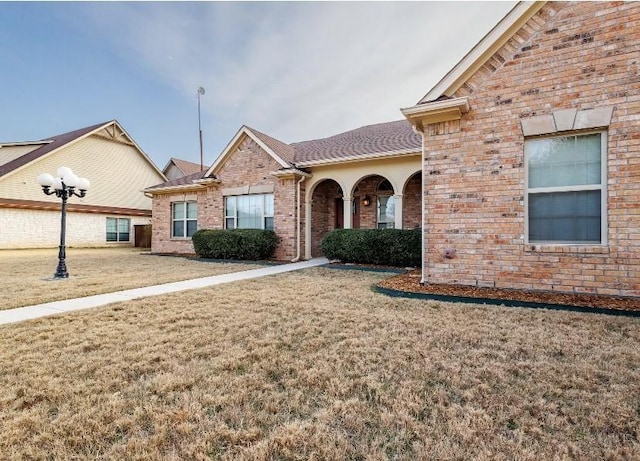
[321,228,420,267]
[192,229,278,260]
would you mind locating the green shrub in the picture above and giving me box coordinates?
[321,228,420,267]
[192,229,278,260]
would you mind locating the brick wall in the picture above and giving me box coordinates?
[151,137,301,260]
[421,1,640,296]
[403,173,422,229]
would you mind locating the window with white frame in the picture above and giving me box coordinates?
[172,202,197,238]
[106,217,130,242]
[225,194,274,230]
[377,179,395,229]
[526,131,606,244]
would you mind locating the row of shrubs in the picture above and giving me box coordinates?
[191,227,420,267]
[321,228,421,267]
[192,229,278,260]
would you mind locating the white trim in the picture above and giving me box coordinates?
[524,130,607,246]
[206,126,290,177]
[295,148,420,168]
[419,1,545,102]
[171,201,198,239]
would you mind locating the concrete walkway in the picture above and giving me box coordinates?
[0,257,329,326]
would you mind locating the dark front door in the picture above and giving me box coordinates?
[352,197,360,229]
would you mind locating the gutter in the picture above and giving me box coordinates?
[420,130,426,285]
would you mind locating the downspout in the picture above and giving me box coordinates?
[420,130,427,285]
[291,175,306,262]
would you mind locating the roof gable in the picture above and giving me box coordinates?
[0,120,166,181]
[418,1,546,103]
[205,126,291,177]
[163,158,206,177]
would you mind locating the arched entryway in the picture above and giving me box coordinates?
[403,171,422,229]
[309,179,344,257]
[351,174,398,230]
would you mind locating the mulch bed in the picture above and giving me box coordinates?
[377,269,640,313]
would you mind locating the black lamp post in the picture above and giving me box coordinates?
[197,86,205,171]
[37,167,90,279]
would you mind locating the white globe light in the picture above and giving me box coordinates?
[51,177,63,190]
[78,177,90,190]
[37,173,54,187]
[57,166,73,179]
[64,173,80,188]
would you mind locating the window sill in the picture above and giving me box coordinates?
[524,244,609,254]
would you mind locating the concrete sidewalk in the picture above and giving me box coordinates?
[0,257,329,326]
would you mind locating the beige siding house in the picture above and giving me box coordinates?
[0,120,166,249]
[148,1,639,298]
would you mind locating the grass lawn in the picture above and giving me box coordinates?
[0,248,257,310]
[0,266,639,459]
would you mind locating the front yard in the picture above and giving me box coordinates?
[0,248,257,310]
[0,262,639,459]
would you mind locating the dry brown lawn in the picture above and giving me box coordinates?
[1,266,639,460]
[0,248,257,310]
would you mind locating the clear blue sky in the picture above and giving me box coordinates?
[0,1,515,171]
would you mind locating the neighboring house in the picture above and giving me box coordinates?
[162,158,208,181]
[146,121,422,259]
[0,120,167,249]
[147,1,639,297]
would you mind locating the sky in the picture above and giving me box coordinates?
[0,1,515,171]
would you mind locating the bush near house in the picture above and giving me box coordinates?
[192,229,278,260]
[321,228,421,267]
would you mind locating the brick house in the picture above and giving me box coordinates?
[146,123,423,260]
[401,0,639,297]
[147,1,639,297]
[0,121,166,249]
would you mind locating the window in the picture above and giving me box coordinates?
[526,132,606,244]
[377,179,395,229]
[172,202,197,238]
[225,194,274,230]
[106,218,130,242]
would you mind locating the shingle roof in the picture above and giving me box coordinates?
[247,126,296,165]
[292,119,421,164]
[167,158,207,176]
[145,170,207,190]
[0,121,112,178]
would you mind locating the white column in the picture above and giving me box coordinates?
[343,194,352,229]
[394,194,403,229]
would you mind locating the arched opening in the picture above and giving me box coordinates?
[351,174,395,230]
[310,179,343,257]
[403,172,422,229]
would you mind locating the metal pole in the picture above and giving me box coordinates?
[198,91,204,172]
[55,189,69,278]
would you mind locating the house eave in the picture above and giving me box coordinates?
[295,148,421,168]
[401,97,471,132]
[270,168,312,179]
[419,1,546,102]
[144,183,208,195]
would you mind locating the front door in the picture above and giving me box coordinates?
[352,197,361,229]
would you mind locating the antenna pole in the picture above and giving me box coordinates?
[197,87,206,172]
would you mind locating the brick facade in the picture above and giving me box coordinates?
[151,137,301,260]
[420,1,640,296]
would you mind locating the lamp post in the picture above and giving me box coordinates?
[37,167,90,279]
[197,86,205,171]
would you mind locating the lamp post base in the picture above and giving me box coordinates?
[54,245,69,278]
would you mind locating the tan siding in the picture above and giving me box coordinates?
[0,134,165,211]
[0,144,44,166]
